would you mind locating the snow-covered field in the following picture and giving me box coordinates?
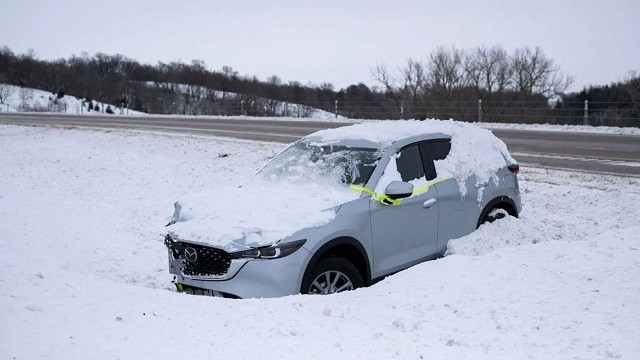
[1,125,639,359]
[143,81,341,119]
[0,83,144,115]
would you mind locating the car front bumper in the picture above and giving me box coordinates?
[167,245,311,299]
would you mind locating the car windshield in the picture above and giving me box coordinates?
[254,142,381,187]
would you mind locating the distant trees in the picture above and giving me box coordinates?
[371,45,576,122]
[559,72,640,127]
[0,45,635,126]
[373,45,573,102]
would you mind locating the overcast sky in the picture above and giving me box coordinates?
[2,0,639,91]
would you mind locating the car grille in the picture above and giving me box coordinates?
[165,236,234,277]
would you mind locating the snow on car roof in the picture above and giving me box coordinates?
[308,119,517,196]
[305,119,462,146]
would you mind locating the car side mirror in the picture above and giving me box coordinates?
[384,181,414,200]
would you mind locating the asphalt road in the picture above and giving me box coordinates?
[2,113,639,176]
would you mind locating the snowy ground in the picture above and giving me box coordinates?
[143,81,342,119]
[1,125,639,359]
[479,121,640,136]
[0,83,144,115]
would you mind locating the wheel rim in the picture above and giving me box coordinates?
[308,270,354,295]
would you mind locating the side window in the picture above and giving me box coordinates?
[395,145,425,182]
[420,140,452,180]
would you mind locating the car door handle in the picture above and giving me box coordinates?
[422,198,437,209]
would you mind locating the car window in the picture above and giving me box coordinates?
[396,145,425,182]
[419,140,452,180]
[254,142,380,186]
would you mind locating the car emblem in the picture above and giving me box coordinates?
[184,247,198,263]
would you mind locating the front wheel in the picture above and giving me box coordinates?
[302,256,363,295]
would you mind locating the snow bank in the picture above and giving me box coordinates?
[480,121,640,136]
[448,166,640,255]
[0,83,144,115]
[1,125,640,359]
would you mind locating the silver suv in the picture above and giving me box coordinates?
[164,121,521,298]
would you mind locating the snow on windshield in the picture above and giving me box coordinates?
[168,143,381,250]
[255,142,380,187]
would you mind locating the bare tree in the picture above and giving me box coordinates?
[462,51,483,93]
[0,82,14,105]
[18,86,34,111]
[479,45,509,92]
[400,59,427,101]
[622,70,640,111]
[426,46,465,92]
[372,63,403,112]
[511,47,573,98]
[463,45,513,95]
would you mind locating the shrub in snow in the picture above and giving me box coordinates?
[18,87,34,111]
[106,106,114,114]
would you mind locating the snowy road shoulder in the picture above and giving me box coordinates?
[1,125,639,359]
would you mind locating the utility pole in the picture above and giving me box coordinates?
[478,99,482,123]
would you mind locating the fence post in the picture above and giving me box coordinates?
[334,100,338,118]
[240,100,244,115]
[478,99,482,123]
[583,100,589,126]
[400,101,404,119]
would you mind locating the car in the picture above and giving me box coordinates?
[163,120,521,298]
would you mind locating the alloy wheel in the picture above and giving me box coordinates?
[308,270,354,294]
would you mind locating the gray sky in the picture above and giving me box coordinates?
[2,0,639,91]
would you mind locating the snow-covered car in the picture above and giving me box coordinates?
[163,120,521,298]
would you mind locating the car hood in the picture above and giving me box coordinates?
[164,180,358,252]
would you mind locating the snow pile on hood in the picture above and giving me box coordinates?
[312,119,515,195]
[165,180,358,251]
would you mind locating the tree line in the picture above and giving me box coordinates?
[0,45,637,126]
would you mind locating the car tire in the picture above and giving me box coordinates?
[302,256,363,295]
[481,207,509,225]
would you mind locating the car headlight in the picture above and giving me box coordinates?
[233,239,306,259]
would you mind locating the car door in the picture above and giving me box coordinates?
[369,143,439,278]
[420,139,480,253]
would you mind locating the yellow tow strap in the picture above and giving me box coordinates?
[349,184,402,205]
[349,176,452,206]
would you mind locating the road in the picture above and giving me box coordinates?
[2,113,639,176]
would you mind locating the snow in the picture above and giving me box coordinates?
[143,81,342,119]
[167,181,357,251]
[479,121,640,135]
[1,125,640,359]
[311,120,515,196]
[0,83,145,115]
